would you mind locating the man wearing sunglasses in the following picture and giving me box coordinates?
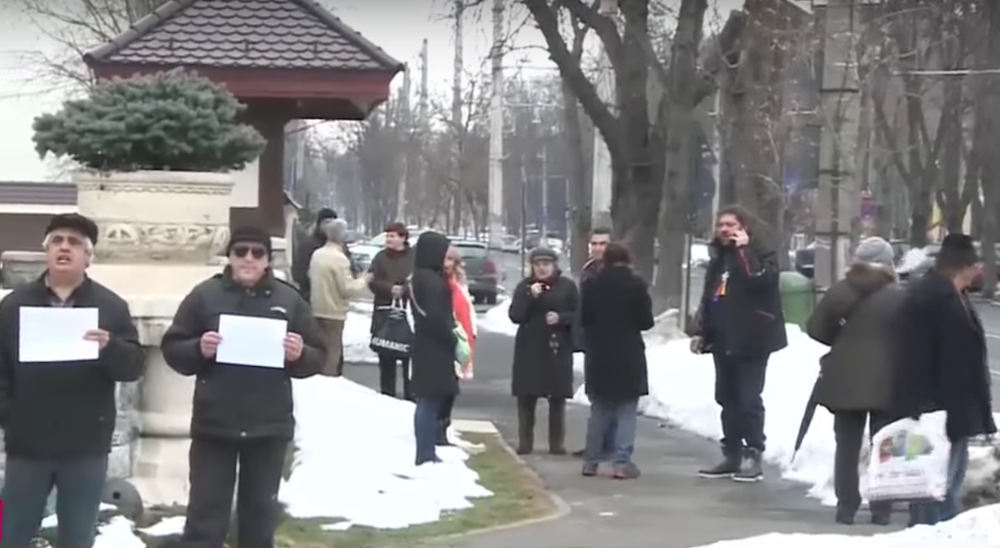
[0,213,145,548]
[161,225,326,548]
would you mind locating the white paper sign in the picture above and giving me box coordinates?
[19,307,100,362]
[216,314,287,369]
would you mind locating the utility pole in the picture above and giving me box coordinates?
[418,39,429,227]
[398,63,411,222]
[488,0,505,248]
[451,0,464,234]
[591,1,618,229]
[814,0,863,288]
[540,142,549,242]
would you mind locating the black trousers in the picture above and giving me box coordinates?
[713,353,768,454]
[0,455,107,548]
[182,436,289,548]
[378,355,413,400]
[833,410,893,515]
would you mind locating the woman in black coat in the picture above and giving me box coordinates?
[509,247,578,455]
[580,243,654,479]
[408,231,458,465]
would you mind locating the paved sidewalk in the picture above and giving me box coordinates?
[344,332,905,548]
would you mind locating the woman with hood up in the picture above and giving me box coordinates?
[508,247,578,455]
[408,231,459,465]
[806,237,904,526]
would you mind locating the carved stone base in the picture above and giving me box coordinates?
[74,170,234,264]
[132,437,192,507]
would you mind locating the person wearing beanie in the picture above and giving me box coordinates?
[292,207,356,300]
[368,221,415,399]
[893,233,995,527]
[0,213,144,548]
[160,225,327,548]
[806,236,903,525]
[309,218,373,376]
[508,246,578,456]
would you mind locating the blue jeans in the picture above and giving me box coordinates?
[584,398,639,466]
[0,455,108,548]
[414,397,443,465]
[908,436,970,526]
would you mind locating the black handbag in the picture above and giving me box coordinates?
[369,299,414,358]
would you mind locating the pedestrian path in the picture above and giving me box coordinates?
[344,332,905,548]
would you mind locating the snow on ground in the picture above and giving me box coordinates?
[343,301,379,364]
[898,247,929,273]
[695,503,1000,548]
[478,302,1000,507]
[279,376,492,529]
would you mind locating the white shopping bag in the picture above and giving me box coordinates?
[864,412,951,503]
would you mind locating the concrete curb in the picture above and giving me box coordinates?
[433,421,572,542]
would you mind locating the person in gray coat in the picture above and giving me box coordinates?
[806,237,904,526]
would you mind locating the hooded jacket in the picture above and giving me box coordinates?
[807,263,903,411]
[409,232,459,398]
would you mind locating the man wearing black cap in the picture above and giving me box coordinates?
[161,225,327,548]
[894,233,996,527]
[292,208,359,299]
[0,213,145,548]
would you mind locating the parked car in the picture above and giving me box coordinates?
[452,239,500,304]
[347,243,380,273]
[794,244,815,278]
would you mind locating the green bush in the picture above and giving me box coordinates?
[33,68,266,172]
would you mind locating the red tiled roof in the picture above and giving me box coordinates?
[83,0,403,72]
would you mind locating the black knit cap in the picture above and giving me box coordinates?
[937,233,978,269]
[316,208,337,224]
[46,213,98,244]
[227,225,272,256]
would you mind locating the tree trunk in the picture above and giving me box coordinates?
[655,0,707,310]
[938,79,965,234]
[561,82,593,274]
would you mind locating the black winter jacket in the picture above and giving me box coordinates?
[161,269,326,440]
[572,259,601,353]
[509,272,578,398]
[892,271,996,441]
[0,275,145,458]
[581,265,654,401]
[409,232,458,399]
[695,239,787,357]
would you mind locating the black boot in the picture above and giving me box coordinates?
[732,448,763,482]
[698,448,741,478]
[436,419,454,446]
[516,397,537,455]
[548,398,567,455]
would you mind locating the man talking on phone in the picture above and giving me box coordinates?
[690,205,786,483]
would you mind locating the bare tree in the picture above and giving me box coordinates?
[15,0,160,92]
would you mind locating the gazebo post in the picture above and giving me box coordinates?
[254,116,291,236]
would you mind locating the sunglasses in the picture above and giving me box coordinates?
[232,245,267,259]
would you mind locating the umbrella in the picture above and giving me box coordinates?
[791,375,822,463]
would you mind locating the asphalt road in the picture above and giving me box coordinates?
[971,301,1000,404]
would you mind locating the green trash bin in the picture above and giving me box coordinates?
[779,271,815,329]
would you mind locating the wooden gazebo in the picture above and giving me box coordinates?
[83,0,403,234]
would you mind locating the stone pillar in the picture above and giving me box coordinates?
[75,170,234,507]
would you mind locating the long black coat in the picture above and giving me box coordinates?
[581,265,655,401]
[409,232,459,399]
[509,273,578,398]
[893,271,996,441]
[695,239,787,357]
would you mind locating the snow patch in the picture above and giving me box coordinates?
[695,503,1000,547]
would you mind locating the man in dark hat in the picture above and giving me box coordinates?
[894,233,996,527]
[0,213,145,548]
[161,225,327,548]
[292,208,359,299]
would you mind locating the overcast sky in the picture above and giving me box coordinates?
[0,0,754,182]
